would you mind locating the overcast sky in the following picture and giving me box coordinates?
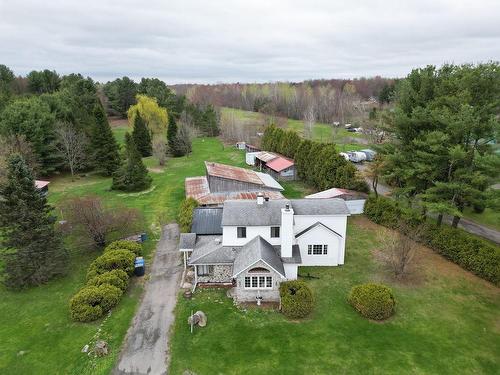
[1,0,499,84]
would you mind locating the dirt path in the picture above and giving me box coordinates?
[114,224,181,375]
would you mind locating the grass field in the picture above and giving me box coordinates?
[222,107,367,149]
[0,132,245,374]
[169,217,500,375]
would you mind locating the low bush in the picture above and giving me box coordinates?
[104,240,143,256]
[69,284,123,322]
[178,197,198,232]
[87,249,136,281]
[365,195,500,286]
[87,269,129,291]
[279,280,314,319]
[348,283,395,320]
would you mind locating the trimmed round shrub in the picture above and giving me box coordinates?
[348,283,395,320]
[87,269,129,291]
[69,284,122,322]
[104,240,143,256]
[279,280,314,319]
[98,284,123,311]
[87,249,135,281]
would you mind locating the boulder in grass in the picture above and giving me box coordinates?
[187,311,207,327]
[94,340,108,357]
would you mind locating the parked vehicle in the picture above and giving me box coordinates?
[348,151,367,163]
[360,149,376,161]
[339,152,350,161]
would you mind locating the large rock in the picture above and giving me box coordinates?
[188,311,207,327]
[94,340,108,357]
[182,282,193,289]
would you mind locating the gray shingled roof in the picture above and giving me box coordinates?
[276,244,302,264]
[221,198,349,226]
[191,207,223,235]
[179,233,197,250]
[232,236,285,277]
[290,198,350,215]
[188,235,234,265]
[221,199,290,226]
[295,222,343,238]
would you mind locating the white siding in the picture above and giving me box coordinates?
[223,226,281,247]
[246,152,259,166]
[346,199,366,215]
[294,215,347,266]
[283,263,298,280]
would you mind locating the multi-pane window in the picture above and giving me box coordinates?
[307,244,328,255]
[237,227,247,238]
[197,265,213,276]
[244,276,273,289]
[270,226,280,238]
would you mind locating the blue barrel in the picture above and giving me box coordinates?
[134,257,145,276]
[140,232,148,242]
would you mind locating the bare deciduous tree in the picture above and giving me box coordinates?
[152,136,166,166]
[378,224,422,280]
[63,195,142,247]
[303,105,315,139]
[55,122,88,179]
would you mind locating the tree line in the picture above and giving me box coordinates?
[372,63,500,228]
[261,125,369,192]
[173,78,396,125]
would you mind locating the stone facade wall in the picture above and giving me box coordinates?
[197,264,233,283]
[234,260,282,302]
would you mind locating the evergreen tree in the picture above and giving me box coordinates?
[0,154,68,289]
[172,124,192,157]
[167,112,178,153]
[112,133,152,192]
[91,104,121,176]
[132,112,152,157]
[201,105,219,136]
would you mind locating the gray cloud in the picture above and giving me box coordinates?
[0,0,499,83]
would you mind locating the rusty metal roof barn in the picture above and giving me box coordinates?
[205,161,263,185]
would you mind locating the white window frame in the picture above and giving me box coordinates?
[244,275,273,289]
[197,265,213,276]
[307,244,328,255]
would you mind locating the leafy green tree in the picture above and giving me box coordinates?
[132,112,152,157]
[90,104,121,176]
[137,78,176,109]
[0,154,68,289]
[0,64,15,111]
[0,96,62,175]
[27,69,61,94]
[103,77,138,117]
[383,63,500,226]
[112,133,152,192]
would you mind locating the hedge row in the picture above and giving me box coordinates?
[178,197,198,233]
[69,240,141,322]
[261,125,369,192]
[364,195,500,286]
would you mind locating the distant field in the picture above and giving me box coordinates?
[221,107,368,149]
[463,207,500,231]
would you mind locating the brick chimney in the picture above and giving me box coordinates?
[281,203,294,258]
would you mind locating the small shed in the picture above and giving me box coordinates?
[246,151,260,166]
[236,142,246,150]
[35,180,50,196]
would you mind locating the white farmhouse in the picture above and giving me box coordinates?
[180,195,350,302]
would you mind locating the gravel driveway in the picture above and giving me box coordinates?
[114,223,181,375]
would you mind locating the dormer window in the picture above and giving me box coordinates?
[270,226,280,238]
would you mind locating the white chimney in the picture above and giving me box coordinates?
[257,193,264,205]
[281,204,294,258]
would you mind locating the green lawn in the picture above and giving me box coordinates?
[169,217,500,375]
[0,136,245,374]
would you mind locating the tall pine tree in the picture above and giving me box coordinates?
[132,112,152,157]
[111,133,152,192]
[0,154,68,289]
[167,111,178,154]
[91,104,121,176]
